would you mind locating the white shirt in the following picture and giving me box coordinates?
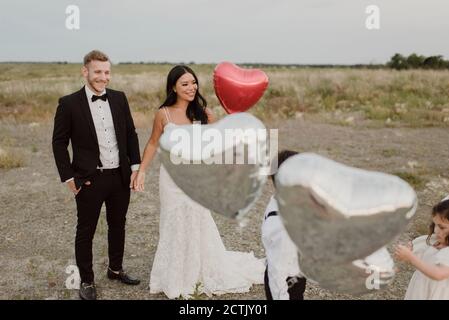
[84,85,120,169]
[261,195,302,300]
[65,85,138,183]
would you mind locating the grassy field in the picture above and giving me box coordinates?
[1,63,449,300]
[0,63,448,127]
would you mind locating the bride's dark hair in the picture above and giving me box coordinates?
[159,65,209,124]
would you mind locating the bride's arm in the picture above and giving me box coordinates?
[134,110,164,191]
[206,107,216,124]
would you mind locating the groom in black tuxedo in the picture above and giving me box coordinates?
[52,50,141,300]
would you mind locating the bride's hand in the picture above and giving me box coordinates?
[134,171,146,192]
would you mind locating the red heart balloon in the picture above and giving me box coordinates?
[213,62,269,114]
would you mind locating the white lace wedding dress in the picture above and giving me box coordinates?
[149,117,265,299]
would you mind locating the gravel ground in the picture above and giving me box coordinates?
[1,115,448,300]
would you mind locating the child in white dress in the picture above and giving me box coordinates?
[395,198,449,299]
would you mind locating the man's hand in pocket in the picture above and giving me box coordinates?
[67,180,90,195]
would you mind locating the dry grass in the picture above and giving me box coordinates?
[1,113,449,299]
[1,64,448,127]
[1,63,449,300]
[393,171,428,190]
[0,147,24,169]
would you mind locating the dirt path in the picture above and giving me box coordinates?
[1,116,448,300]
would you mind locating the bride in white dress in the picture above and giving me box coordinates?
[134,65,265,299]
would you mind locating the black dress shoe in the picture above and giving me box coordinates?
[107,268,141,285]
[79,282,97,300]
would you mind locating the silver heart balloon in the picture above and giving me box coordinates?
[158,113,269,218]
[300,247,396,294]
[275,153,417,286]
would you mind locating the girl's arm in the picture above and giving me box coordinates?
[133,110,165,191]
[395,245,449,281]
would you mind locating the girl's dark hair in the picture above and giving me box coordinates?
[427,199,449,246]
[270,150,299,185]
[159,65,209,124]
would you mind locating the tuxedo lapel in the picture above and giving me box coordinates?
[78,87,99,146]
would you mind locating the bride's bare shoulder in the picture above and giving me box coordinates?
[151,108,168,129]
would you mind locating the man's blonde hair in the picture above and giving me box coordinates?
[83,50,109,66]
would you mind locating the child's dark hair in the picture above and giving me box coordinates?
[427,199,449,245]
[270,150,299,185]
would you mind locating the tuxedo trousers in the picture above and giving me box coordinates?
[74,168,130,283]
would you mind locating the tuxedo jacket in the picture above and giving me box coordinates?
[52,86,141,189]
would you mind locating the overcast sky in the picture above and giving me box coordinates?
[1,0,448,64]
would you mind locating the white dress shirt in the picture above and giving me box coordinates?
[85,85,120,170]
[261,195,302,300]
[65,85,138,183]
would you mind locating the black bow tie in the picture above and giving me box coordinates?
[91,93,108,102]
